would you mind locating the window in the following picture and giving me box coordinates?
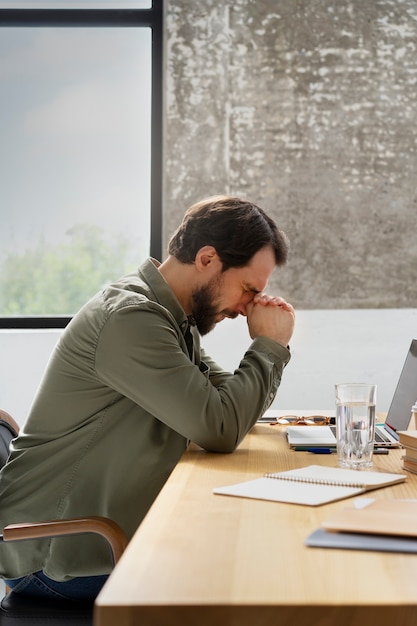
[0,1,162,327]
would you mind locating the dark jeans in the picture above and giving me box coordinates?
[4,570,108,601]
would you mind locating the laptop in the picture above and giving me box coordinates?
[286,339,417,450]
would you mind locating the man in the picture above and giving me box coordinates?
[0,195,295,600]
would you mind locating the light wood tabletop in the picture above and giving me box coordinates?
[94,422,417,626]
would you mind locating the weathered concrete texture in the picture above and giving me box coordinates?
[164,0,417,309]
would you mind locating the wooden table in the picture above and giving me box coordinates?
[94,423,417,626]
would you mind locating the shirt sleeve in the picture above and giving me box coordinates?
[95,303,291,453]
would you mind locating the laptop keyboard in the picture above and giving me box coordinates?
[331,425,392,443]
[375,428,391,443]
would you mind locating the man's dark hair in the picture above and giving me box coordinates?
[168,195,289,271]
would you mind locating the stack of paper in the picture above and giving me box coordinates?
[398,430,417,474]
[306,499,417,554]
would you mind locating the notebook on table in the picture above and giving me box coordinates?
[320,499,417,537]
[305,499,417,553]
[213,464,406,507]
[286,339,417,450]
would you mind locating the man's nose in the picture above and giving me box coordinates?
[236,294,254,316]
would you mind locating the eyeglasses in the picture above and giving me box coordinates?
[271,415,332,426]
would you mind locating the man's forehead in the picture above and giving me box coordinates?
[241,267,271,293]
[244,250,275,289]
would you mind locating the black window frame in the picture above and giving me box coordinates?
[0,1,163,329]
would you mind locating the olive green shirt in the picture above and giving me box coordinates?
[0,259,290,581]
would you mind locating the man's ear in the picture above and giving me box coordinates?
[194,246,220,272]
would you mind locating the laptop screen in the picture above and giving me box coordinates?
[385,339,417,438]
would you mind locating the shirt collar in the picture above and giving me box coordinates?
[138,258,190,333]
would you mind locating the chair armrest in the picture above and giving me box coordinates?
[0,410,20,436]
[2,516,129,566]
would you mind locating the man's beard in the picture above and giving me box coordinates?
[191,277,220,336]
[192,272,238,335]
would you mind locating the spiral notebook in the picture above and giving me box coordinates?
[213,465,406,506]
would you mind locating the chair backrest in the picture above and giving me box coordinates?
[0,410,19,468]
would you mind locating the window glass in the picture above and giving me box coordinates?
[0,26,151,316]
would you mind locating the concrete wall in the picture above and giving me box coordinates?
[164,0,417,309]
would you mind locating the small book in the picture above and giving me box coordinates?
[401,445,417,462]
[213,465,406,507]
[398,429,417,448]
[402,456,417,474]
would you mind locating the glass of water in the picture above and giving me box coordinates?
[335,383,377,469]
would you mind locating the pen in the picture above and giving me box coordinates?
[293,446,335,452]
[307,448,335,454]
[304,447,389,455]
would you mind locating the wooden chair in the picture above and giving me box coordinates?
[0,409,129,625]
